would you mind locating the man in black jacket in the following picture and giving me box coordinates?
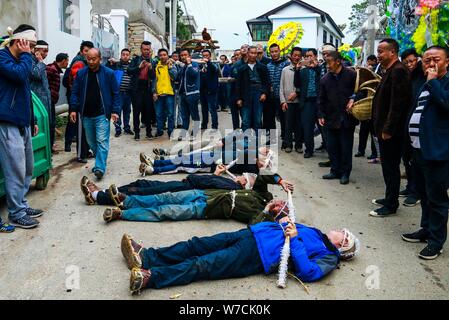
[370,39,412,217]
[200,49,220,130]
[127,41,156,141]
[236,46,269,132]
[318,51,358,185]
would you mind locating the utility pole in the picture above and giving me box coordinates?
[366,0,378,57]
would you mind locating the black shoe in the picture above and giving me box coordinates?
[371,198,387,206]
[64,145,71,152]
[10,216,40,229]
[304,153,313,159]
[25,208,44,218]
[285,147,293,154]
[323,173,340,180]
[402,229,429,243]
[319,160,331,168]
[115,132,122,138]
[124,130,134,135]
[134,134,140,141]
[295,147,304,154]
[399,189,412,198]
[355,151,365,157]
[146,134,154,140]
[367,154,377,160]
[315,145,326,152]
[77,158,88,164]
[176,125,183,129]
[403,195,421,207]
[94,170,104,180]
[369,206,397,217]
[340,176,350,185]
[418,245,443,260]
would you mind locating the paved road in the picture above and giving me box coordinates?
[1,112,448,300]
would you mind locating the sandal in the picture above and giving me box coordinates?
[108,184,124,208]
[80,176,95,205]
[121,234,143,270]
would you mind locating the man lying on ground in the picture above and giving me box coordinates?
[119,202,360,293]
[102,188,286,225]
[80,164,293,206]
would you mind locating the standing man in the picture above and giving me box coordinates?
[236,46,270,132]
[297,48,322,158]
[280,47,302,154]
[107,48,134,138]
[318,51,358,185]
[30,40,52,137]
[0,24,44,230]
[229,49,243,130]
[171,51,183,129]
[70,49,120,180]
[402,46,449,260]
[178,49,201,138]
[152,48,178,138]
[63,40,94,163]
[399,48,426,207]
[218,55,231,112]
[257,44,271,65]
[47,53,69,153]
[370,39,412,217]
[266,43,290,147]
[127,41,155,141]
[200,49,220,130]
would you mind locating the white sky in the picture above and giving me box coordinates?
[182,0,360,50]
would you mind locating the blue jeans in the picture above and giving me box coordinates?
[0,124,34,221]
[142,229,264,289]
[240,89,263,132]
[181,94,200,131]
[83,115,111,174]
[115,91,132,134]
[122,190,208,222]
[155,95,175,136]
[201,93,219,129]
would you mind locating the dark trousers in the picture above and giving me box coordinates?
[300,99,318,154]
[327,126,355,177]
[65,113,89,159]
[96,180,191,206]
[358,120,378,157]
[413,149,449,250]
[50,103,56,148]
[200,92,219,129]
[264,97,286,141]
[284,103,302,149]
[218,83,229,110]
[241,89,263,132]
[230,100,241,130]
[132,86,154,137]
[142,229,264,289]
[403,144,418,197]
[180,93,200,131]
[317,122,328,149]
[379,135,404,210]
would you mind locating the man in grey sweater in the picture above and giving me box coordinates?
[280,47,303,153]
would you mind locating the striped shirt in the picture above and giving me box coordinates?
[409,89,430,149]
[120,63,132,92]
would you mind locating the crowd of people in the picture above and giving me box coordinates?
[0,22,448,295]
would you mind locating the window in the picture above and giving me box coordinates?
[330,35,334,45]
[251,24,272,42]
[61,0,80,36]
[336,38,339,48]
[323,30,327,44]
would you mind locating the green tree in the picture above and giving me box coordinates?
[176,3,192,42]
[348,0,387,35]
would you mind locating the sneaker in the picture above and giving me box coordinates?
[134,134,140,141]
[367,154,377,160]
[418,246,443,260]
[25,208,44,218]
[315,145,326,152]
[124,130,134,135]
[146,134,154,141]
[403,196,421,207]
[372,198,387,206]
[115,132,122,138]
[304,153,313,159]
[0,222,15,233]
[295,147,304,154]
[139,163,154,177]
[319,160,331,168]
[369,206,397,218]
[323,173,341,180]
[140,153,154,166]
[94,170,104,180]
[285,147,292,154]
[130,268,152,294]
[355,151,365,158]
[368,158,381,164]
[103,208,123,223]
[402,229,429,243]
[77,158,88,164]
[121,234,143,270]
[399,189,412,198]
[10,216,39,229]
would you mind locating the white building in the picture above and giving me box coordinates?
[246,0,344,57]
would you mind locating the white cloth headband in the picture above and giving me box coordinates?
[1,28,37,48]
[35,45,48,49]
[322,45,337,52]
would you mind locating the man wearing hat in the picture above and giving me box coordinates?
[0,25,44,231]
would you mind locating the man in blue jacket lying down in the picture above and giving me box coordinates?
[120,201,360,294]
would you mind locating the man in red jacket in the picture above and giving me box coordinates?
[46,53,69,153]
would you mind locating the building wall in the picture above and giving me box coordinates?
[0,0,37,33]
